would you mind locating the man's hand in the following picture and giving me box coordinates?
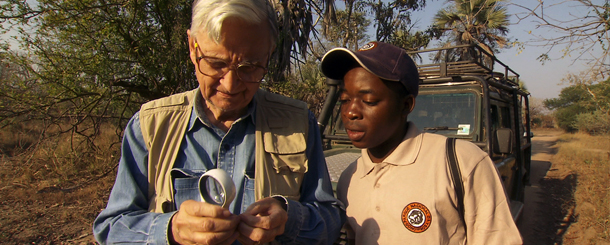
[237,197,289,245]
[170,200,240,245]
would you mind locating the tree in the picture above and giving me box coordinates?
[0,0,199,152]
[529,97,551,128]
[265,55,328,116]
[0,0,338,159]
[512,0,609,75]
[321,0,431,51]
[322,8,371,51]
[364,0,425,43]
[545,85,590,132]
[544,74,609,132]
[432,0,510,61]
[389,24,437,52]
[561,69,610,114]
[269,0,338,82]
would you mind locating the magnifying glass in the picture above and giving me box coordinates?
[198,169,236,209]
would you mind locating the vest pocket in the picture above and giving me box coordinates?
[268,153,308,173]
[265,153,308,200]
[256,100,309,201]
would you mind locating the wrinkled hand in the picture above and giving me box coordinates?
[237,197,288,245]
[170,200,240,245]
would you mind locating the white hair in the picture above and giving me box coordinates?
[191,0,278,49]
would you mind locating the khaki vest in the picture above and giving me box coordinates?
[138,89,309,213]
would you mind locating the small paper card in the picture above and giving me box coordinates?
[457,124,470,135]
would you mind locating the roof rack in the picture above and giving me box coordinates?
[407,44,520,87]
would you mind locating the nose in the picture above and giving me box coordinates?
[342,101,362,120]
[219,69,242,93]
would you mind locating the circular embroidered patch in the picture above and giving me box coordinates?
[358,41,377,51]
[401,202,432,233]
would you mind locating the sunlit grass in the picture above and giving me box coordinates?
[553,132,610,243]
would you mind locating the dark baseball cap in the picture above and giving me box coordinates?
[320,41,420,97]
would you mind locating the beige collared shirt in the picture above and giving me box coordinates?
[336,122,522,245]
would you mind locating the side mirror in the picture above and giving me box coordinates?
[494,128,514,154]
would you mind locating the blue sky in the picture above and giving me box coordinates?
[408,0,603,99]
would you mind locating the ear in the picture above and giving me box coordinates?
[402,95,416,120]
[187,29,198,66]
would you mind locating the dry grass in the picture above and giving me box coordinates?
[552,132,610,244]
[2,121,120,189]
[0,121,121,243]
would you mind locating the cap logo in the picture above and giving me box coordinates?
[401,202,432,233]
[358,42,377,51]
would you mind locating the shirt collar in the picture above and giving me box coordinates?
[360,121,424,178]
[187,87,257,132]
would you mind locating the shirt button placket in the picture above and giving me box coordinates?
[225,144,235,176]
[218,143,235,176]
[372,178,381,213]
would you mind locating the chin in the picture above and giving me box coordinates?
[209,97,242,109]
[351,141,368,149]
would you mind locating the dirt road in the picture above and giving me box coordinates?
[518,130,564,244]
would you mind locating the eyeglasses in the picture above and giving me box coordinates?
[194,42,268,83]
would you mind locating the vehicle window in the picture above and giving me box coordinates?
[411,92,477,136]
[501,106,512,129]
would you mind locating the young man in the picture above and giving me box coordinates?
[320,41,522,244]
[93,0,344,244]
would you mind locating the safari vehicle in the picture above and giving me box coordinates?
[318,44,532,221]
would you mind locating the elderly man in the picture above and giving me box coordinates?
[93,0,344,244]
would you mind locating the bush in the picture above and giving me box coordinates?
[574,110,610,135]
[554,105,581,132]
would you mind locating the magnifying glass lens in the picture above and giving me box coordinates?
[204,177,225,205]
[199,169,236,208]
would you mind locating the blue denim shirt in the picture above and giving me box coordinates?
[93,91,344,244]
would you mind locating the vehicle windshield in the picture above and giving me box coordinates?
[410,91,477,136]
